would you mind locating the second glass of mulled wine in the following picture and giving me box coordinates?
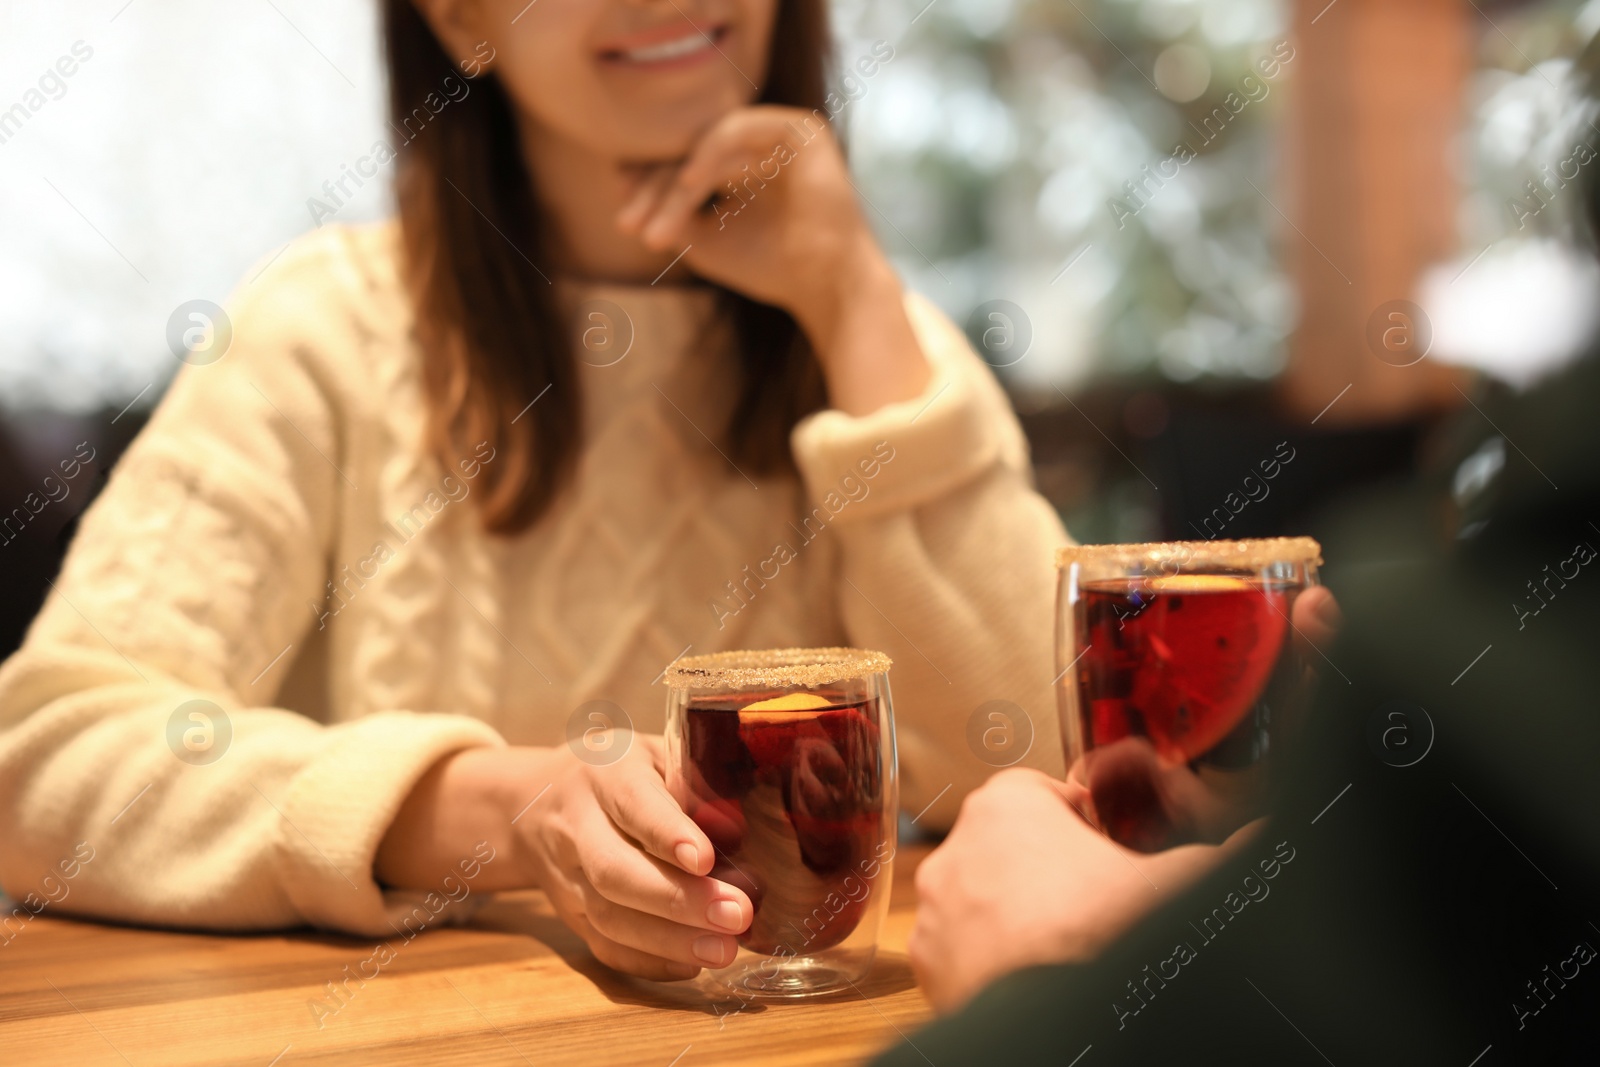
[1056,538,1323,852]
[663,646,897,998]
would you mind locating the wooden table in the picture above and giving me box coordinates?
[0,846,933,1066]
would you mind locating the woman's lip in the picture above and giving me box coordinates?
[597,23,728,68]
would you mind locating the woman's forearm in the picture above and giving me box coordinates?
[792,240,932,418]
[374,745,564,893]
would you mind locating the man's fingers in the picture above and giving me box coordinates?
[1219,815,1268,854]
[1132,841,1230,897]
[583,892,740,969]
[1293,585,1342,650]
[907,921,948,1012]
[1056,773,1100,830]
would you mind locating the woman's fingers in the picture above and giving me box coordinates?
[638,111,802,249]
[577,805,752,933]
[565,911,704,982]
[528,738,760,982]
[615,165,677,236]
[593,757,714,874]
[583,891,740,969]
[638,178,718,250]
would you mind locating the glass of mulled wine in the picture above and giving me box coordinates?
[1056,539,1323,853]
[663,647,897,998]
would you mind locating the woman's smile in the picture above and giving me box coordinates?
[596,21,731,72]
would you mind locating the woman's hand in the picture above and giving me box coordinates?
[908,768,1259,1014]
[525,737,756,979]
[615,105,930,417]
[376,737,753,982]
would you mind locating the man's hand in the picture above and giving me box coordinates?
[910,586,1342,1012]
[908,768,1258,1014]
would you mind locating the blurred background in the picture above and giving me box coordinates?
[3,0,1598,656]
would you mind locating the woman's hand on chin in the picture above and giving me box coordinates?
[616,105,931,417]
[907,767,1261,1014]
[376,737,753,982]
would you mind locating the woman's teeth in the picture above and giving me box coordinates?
[619,30,716,63]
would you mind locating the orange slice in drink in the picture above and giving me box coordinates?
[739,691,834,722]
[1147,574,1251,592]
[737,693,835,779]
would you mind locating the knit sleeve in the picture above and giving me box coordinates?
[790,292,1072,829]
[0,232,502,937]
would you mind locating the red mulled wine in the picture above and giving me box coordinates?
[1073,574,1309,851]
[682,691,884,955]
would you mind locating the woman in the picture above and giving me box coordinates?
[0,0,1066,981]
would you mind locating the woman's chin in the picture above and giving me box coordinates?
[606,95,753,161]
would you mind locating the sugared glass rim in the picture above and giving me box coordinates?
[661,646,892,690]
[1055,537,1322,572]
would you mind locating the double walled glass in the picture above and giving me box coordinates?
[663,647,898,998]
[1056,539,1322,852]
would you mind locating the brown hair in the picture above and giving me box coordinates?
[382,2,832,534]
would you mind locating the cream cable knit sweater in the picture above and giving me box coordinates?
[0,222,1068,938]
